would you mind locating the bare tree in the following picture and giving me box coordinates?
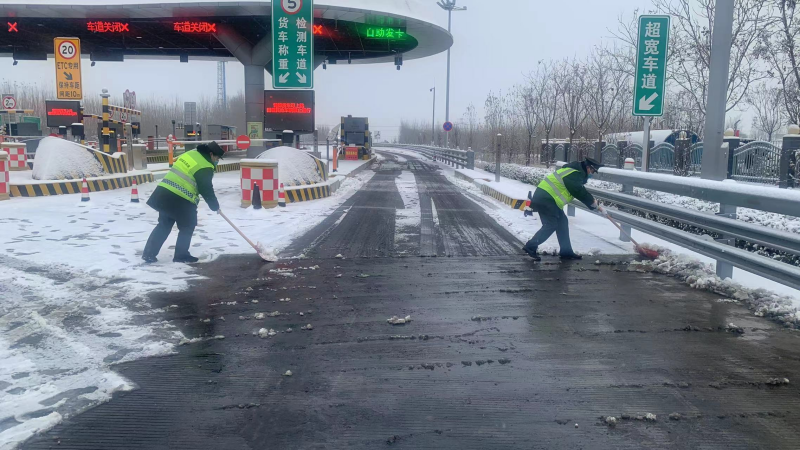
[747,82,784,140]
[527,61,561,164]
[484,91,504,153]
[513,84,537,165]
[555,58,589,145]
[760,0,800,124]
[586,46,629,142]
[651,0,771,119]
[462,103,478,150]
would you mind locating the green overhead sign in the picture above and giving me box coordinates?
[632,15,670,117]
[272,0,314,89]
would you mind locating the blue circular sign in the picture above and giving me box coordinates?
[443,121,453,132]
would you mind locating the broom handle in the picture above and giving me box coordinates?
[602,210,642,248]
[218,210,261,252]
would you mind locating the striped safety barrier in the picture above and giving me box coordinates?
[479,183,526,211]
[10,173,154,198]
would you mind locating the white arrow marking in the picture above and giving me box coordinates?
[639,92,659,111]
[279,73,290,84]
[297,72,307,84]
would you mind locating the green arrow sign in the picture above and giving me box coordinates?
[272,0,314,89]
[632,15,670,116]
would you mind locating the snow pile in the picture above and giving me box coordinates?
[475,160,551,187]
[628,246,800,327]
[255,146,325,187]
[31,137,105,180]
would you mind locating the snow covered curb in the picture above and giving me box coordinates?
[10,172,155,198]
[627,246,800,328]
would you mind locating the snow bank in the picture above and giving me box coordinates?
[626,246,800,328]
[31,137,104,181]
[256,146,324,187]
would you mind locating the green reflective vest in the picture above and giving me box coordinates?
[538,167,579,209]
[159,150,214,205]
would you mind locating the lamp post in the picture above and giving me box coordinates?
[437,0,467,149]
[430,86,436,146]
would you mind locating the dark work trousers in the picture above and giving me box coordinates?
[524,195,574,255]
[143,210,197,259]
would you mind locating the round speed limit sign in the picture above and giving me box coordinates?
[281,0,303,14]
[58,41,77,60]
[2,96,16,110]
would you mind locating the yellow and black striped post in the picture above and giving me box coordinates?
[101,89,111,153]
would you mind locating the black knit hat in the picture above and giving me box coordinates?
[584,157,603,171]
[198,141,225,159]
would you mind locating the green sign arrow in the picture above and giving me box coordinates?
[272,0,314,89]
[632,15,670,117]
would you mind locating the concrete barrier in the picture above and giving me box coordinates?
[241,159,279,208]
[0,151,9,201]
[2,143,27,171]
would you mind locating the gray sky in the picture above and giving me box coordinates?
[2,0,646,140]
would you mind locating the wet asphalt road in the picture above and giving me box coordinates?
[23,152,800,449]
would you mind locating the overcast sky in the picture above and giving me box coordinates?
[2,0,647,140]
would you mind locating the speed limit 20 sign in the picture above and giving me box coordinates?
[54,37,83,100]
[2,95,17,110]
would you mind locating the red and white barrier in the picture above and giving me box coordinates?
[240,159,279,208]
[1,143,27,171]
[0,151,9,201]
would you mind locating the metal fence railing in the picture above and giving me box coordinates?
[562,164,800,288]
[374,144,475,170]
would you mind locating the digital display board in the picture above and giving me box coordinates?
[264,90,315,133]
[45,100,82,128]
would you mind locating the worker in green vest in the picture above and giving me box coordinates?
[142,142,225,264]
[522,158,604,261]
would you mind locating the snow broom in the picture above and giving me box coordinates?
[598,205,660,260]
[218,210,277,262]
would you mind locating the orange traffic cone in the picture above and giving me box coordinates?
[81,178,90,202]
[130,179,140,203]
[278,183,286,207]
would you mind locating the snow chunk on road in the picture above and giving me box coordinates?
[388,315,412,325]
[255,146,324,186]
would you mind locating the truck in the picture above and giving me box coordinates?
[340,115,372,159]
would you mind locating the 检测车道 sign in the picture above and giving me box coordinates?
[272,0,314,89]
[632,15,670,117]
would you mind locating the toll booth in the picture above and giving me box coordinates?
[206,125,236,141]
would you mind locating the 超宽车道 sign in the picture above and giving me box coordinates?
[632,15,670,117]
[272,0,314,89]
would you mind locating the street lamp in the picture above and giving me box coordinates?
[437,0,467,149]
[430,86,436,146]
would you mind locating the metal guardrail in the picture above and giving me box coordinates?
[554,162,800,288]
[374,144,474,170]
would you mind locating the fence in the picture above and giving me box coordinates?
[558,163,800,290]
[373,144,475,169]
[593,138,788,186]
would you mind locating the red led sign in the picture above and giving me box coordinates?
[87,21,129,33]
[8,22,18,33]
[313,25,323,35]
[48,108,78,117]
[174,22,217,33]
[266,103,312,114]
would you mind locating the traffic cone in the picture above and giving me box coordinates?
[81,178,90,202]
[130,179,140,203]
[252,184,263,210]
[278,183,286,207]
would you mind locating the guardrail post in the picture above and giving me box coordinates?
[467,148,474,170]
[617,161,635,242]
[715,203,737,279]
[723,135,740,179]
[780,128,800,188]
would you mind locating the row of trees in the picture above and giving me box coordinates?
[399,0,800,166]
[1,80,248,139]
